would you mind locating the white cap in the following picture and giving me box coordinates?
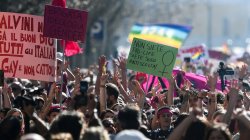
[115,130,150,140]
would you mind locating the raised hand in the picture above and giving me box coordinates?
[117,56,127,70]
[207,72,218,92]
[73,67,83,84]
[132,80,145,108]
[239,64,249,79]
[151,82,161,96]
[98,55,107,74]
[228,79,240,102]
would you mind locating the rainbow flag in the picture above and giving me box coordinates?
[192,51,205,60]
[128,23,192,48]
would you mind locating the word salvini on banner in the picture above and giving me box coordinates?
[0,12,56,82]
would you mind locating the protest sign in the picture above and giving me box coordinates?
[175,45,208,66]
[0,12,56,82]
[43,5,88,42]
[179,45,207,60]
[127,38,178,79]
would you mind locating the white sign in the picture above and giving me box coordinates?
[0,12,56,82]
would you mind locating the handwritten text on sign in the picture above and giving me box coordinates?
[43,5,88,42]
[127,38,178,79]
[0,12,56,82]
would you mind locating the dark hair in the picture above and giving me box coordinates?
[49,111,84,140]
[0,116,22,140]
[13,95,36,109]
[216,92,225,104]
[205,124,232,140]
[173,113,189,128]
[0,108,11,118]
[183,118,210,140]
[73,94,88,110]
[100,109,115,120]
[117,104,141,130]
[105,83,119,99]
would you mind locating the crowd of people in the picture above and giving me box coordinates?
[0,52,250,140]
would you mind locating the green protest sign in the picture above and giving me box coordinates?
[127,38,178,79]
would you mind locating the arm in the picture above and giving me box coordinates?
[30,113,49,136]
[167,76,175,106]
[238,64,248,81]
[99,74,108,113]
[207,92,217,121]
[168,112,199,140]
[2,83,12,109]
[243,92,250,110]
[222,80,239,125]
[95,55,106,96]
[118,57,128,92]
[39,83,56,120]
[114,72,133,103]
[175,79,190,113]
[180,93,190,113]
[133,80,146,109]
[151,109,159,130]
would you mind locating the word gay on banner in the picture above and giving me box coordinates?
[128,23,192,48]
[127,38,178,79]
[0,12,56,82]
[43,5,88,42]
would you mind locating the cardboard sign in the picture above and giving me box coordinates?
[0,12,56,82]
[127,38,178,79]
[43,5,88,42]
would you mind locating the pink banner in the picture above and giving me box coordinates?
[0,12,56,82]
[43,5,88,42]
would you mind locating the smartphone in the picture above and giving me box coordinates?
[80,81,89,94]
[0,70,4,87]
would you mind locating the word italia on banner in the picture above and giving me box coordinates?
[126,38,178,79]
[43,5,88,42]
[0,12,56,82]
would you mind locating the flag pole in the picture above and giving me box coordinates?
[60,40,65,109]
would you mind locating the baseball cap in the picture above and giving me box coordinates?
[115,130,150,140]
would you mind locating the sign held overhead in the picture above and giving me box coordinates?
[43,5,88,42]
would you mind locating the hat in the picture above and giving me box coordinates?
[114,130,150,140]
[157,106,173,117]
[135,72,147,83]
[9,82,24,91]
[21,133,45,140]
[21,95,36,106]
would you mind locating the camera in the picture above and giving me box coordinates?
[217,62,234,76]
[217,62,234,91]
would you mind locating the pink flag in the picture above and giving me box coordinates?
[61,41,83,57]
